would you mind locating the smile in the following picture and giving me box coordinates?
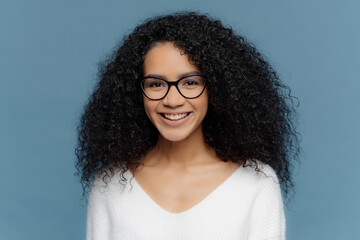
[162,113,190,121]
[158,112,192,127]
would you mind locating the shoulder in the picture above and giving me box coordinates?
[89,167,133,197]
[222,160,282,207]
[241,161,286,239]
[230,160,283,207]
[238,160,280,187]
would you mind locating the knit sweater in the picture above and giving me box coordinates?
[86,162,286,240]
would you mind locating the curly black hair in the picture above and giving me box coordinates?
[75,11,300,201]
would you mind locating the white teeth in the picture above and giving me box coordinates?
[164,113,189,120]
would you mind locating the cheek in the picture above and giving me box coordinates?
[143,97,157,120]
[197,90,209,114]
[143,98,150,117]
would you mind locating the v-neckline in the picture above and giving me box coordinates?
[128,165,242,216]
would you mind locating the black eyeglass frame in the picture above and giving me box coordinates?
[140,74,207,100]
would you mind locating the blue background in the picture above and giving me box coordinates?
[1,0,359,239]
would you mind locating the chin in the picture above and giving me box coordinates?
[160,134,188,142]
[158,130,192,142]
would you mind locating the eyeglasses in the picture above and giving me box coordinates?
[140,74,207,100]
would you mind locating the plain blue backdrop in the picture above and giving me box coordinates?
[1,0,359,239]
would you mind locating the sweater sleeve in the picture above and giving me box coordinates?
[86,177,110,240]
[247,168,286,240]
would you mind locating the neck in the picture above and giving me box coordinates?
[145,126,219,168]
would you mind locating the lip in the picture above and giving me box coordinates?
[158,112,192,127]
[158,111,191,115]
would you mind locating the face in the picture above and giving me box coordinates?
[142,41,208,142]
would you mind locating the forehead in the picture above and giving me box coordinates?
[143,42,200,77]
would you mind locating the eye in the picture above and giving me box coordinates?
[183,80,199,86]
[149,81,164,88]
[144,79,166,89]
[180,76,205,89]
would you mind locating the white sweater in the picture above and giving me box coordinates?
[86,162,286,240]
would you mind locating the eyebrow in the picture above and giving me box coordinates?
[143,71,202,79]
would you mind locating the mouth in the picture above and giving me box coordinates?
[160,112,191,121]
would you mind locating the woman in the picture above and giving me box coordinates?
[76,11,299,240]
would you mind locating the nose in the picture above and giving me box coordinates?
[162,85,185,107]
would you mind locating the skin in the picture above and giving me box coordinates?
[134,41,240,213]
